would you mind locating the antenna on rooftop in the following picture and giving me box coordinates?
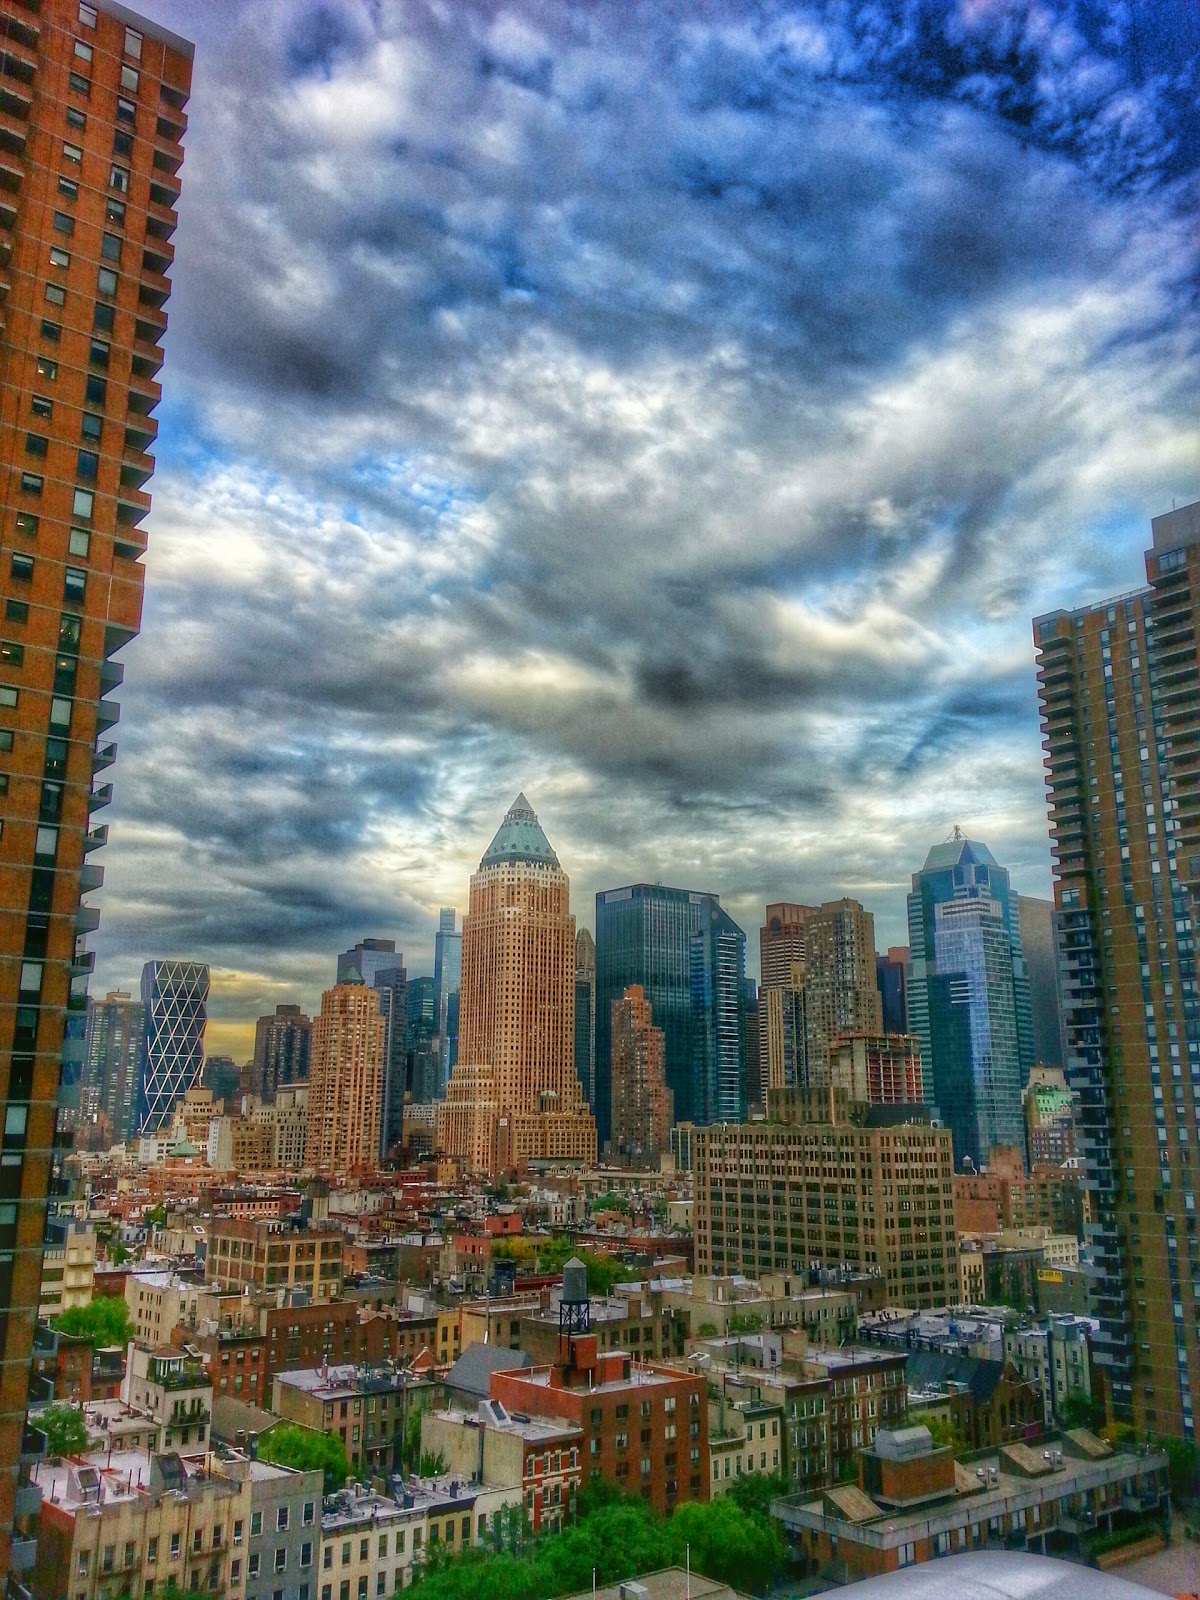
[948,825,965,842]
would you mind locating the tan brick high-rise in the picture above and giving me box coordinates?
[304,984,384,1176]
[610,983,672,1169]
[439,794,597,1173]
[0,2,191,1580]
[802,899,884,1085]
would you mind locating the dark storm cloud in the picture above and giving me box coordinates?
[89,0,1200,1032]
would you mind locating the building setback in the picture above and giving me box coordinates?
[1035,499,1200,1437]
[693,1087,957,1309]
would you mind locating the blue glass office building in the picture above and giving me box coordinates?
[907,836,1033,1169]
[135,960,209,1135]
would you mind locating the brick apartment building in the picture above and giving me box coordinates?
[491,1335,708,1514]
[204,1217,343,1301]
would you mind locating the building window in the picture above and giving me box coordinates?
[93,303,115,333]
[77,450,99,481]
[106,197,126,227]
[109,164,130,193]
[52,212,74,236]
[89,339,110,368]
[79,3,97,24]
[1,643,24,667]
[97,267,118,297]
[112,130,133,159]
[19,474,43,496]
[68,70,90,96]
[31,396,52,418]
[45,283,66,307]
[125,27,143,58]
[74,40,93,62]
[25,434,47,457]
[72,488,94,519]
[41,320,62,342]
[81,413,102,442]
[63,142,83,164]
[58,177,78,200]
[277,1507,289,1532]
[5,601,28,623]
[50,247,70,269]
[121,65,140,93]
[116,97,136,125]
[101,233,122,263]
[66,105,86,129]
[37,357,58,381]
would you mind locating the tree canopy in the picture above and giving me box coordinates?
[52,1294,133,1347]
[409,1480,784,1600]
[258,1424,352,1490]
[38,1403,89,1458]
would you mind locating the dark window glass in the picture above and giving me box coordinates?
[76,450,99,481]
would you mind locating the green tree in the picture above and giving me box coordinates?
[1057,1393,1103,1432]
[727,1313,764,1335]
[418,1449,447,1478]
[38,1403,88,1458]
[727,1470,790,1524]
[668,1496,785,1594]
[1153,1435,1198,1502]
[52,1295,133,1347]
[258,1424,352,1490]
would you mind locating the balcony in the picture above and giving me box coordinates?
[88,782,113,812]
[9,1538,36,1574]
[79,863,104,894]
[93,739,117,772]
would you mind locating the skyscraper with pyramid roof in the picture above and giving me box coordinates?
[438,795,597,1173]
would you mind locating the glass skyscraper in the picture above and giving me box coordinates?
[135,960,209,1135]
[691,902,748,1125]
[595,883,745,1138]
[337,939,406,1158]
[433,907,461,1097]
[907,835,1033,1169]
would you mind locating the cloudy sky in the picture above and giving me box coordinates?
[95,0,1199,1059]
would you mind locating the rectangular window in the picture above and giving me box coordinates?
[66,106,86,129]
[74,39,93,61]
[116,97,136,126]
[35,825,58,858]
[0,732,12,753]
[58,177,78,200]
[40,320,62,342]
[77,450,99,481]
[277,1508,289,1532]
[25,434,47,457]
[97,267,118,296]
[88,340,109,368]
[5,601,28,624]
[52,212,75,236]
[64,569,87,605]
[1,643,25,667]
[112,129,134,159]
[31,396,51,418]
[37,357,58,380]
[0,687,17,708]
[109,164,130,193]
[45,283,66,307]
[93,303,115,332]
[20,474,43,496]
[50,247,70,269]
[125,27,142,58]
[85,374,107,406]
[101,233,123,263]
[79,3,98,24]
[68,70,90,96]
[68,529,90,558]
[106,197,126,227]
[120,64,140,93]
[63,142,83,164]
[81,413,102,441]
[72,488,94,519]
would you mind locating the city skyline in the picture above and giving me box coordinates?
[80,0,1199,1057]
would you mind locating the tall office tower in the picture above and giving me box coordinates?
[610,984,672,1167]
[433,906,461,1096]
[1035,499,1200,1437]
[757,903,817,1106]
[405,974,438,1102]
[595,883,719,1138]
[304,983,384,1175]
[337,938,406,1161]
[0,2,192,1571]
[740,975,760,1114]
[251,1002,311,1100]
[690,900,748,1125]
[801,899,885,1086]
[438,794,597,1173]
[694,1086,957,1308]
[81,987,142,1142]
[876,945,910,1035]
[202,1053,240,1108]
[574,927,595,1105]
[134,960,208,1135]
[1017,894,1066,1069]
[907,835,1033,1168]
[764,967,806,1092]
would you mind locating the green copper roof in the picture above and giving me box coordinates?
[921,833,999,873]
[480,793,560,869]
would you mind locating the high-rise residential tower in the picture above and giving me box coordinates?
[875,945,910,1036]
[0,3,192,1573]
[757,903,816,1107]
[433,906,461,1095]
[81,987,143,1143]
[337,938,406,1160]
[610,984,672,1168]
[438,795,597,1173]
[251,1002,311,1100]
[690,900,748,1124]
[406,974,438,1102]
[1035,499,1200,1438]
[304,982,385,1176]
[134,960,208,1135]
[907,836,1033,1169]
[574,927,595,1106]
[595,882,719,1136]
[801,899,885,1086]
